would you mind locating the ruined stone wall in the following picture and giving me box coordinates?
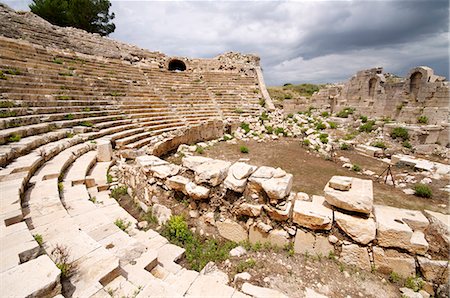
[311,67,449,125]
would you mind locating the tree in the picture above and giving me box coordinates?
[29,0,115,36]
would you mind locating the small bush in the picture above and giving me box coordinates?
[336,107,355,118]
[316,122,326,130]
[274,127,286,136]
[417,115,428,124]
[240,146,249,153]
[114,218,131,232]
[0,101,15,108]
[319,133,329,144]
[321,111,329,117]
[4,68,21,75]
[64,114,74,120]
[284,94,292,99]
[162,215,192,245]
[258,98,265,107]
[0,111,17,118]
[340,143,350,150]
[52,58,63,64]
[8,134,21,142]
[265,125,273,134]
[52,244,76,278]
[240,122,251,134]
[106,173,113,184]
[402,140,412,149]
[0,71,6,80]
[234,108,244,114]
[389,271,401,283]
[328,121,337,129]
[33,234,43,245]
[303,139,311,146]
[343,131,358,140]
[111,186,128,200]
[79,121,93,127]
[195,146,204,154]
[236,258,256,273]
[359,120,375,133]
[352,164,361,172]
[371,141,387,149]
[259,112,269,121]
[405,276,424,292]
[391,127,409,141]
[413,184,432,198]
[360,115,368,123]
[223,134,233,141]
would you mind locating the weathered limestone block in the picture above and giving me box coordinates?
[334,211,376,245]
[374,205,429,254]
[265,200,292,221]
[137,155,168,168]
[356,144,383,157]
[324,177,373,214]
[328,176,352,191]
[314,235,334,256]
[373,246,416,278]
[417,257,449,284]
[238,203,263,217]
[250,166,276,179]
[165,175,190,194]
[292,196,333,230]
[216,219,248,242]
[185,182,210,200]
[224,174,247,193]
[249,224,289,248]
[230,162,257,180]
[150,164,180,179]
[261,174,293,201]
[152,204,172,225]
[97,139,113,162]
[193,159,231,186]
[241,283,288,298]
[294,230,315,254]
[339,243,371,271]
[423,210,450,247]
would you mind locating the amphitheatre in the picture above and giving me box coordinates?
[0,3,449,298]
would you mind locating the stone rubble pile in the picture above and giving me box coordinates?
[117,154,450,296]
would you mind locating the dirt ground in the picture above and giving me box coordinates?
[197,138,448,214]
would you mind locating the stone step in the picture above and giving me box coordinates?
[0,177,26,227]
[64,150,97,185]
[89,161,113,189]
[0,255,61,298]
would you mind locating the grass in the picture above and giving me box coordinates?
[0,101,16,108]
[52,58,64,64]
[0,71,6,80]
[315,122,326,130]
[79,121,93,127]
[265,125,273,134]
[66,132,74,138]
[106,173,113,184]
[223,134,233,141]
[319,133,328,144]
[405,276,424,292]
[360,115,368,123]
[359,120,375,133]
[114,218,131,232]
[142,210,158,225]
[328,121,337,129]
[417,115,428,124]
[8,134,21,143]
[336,107,355,118]
[0,111,17,118]
[340,143,350,150]
[162,216,237,271]
[57,95,73,100]
[33,234,43,245]
[371,141,387,149]
[83,107,91,112]
[64,114,74,120]
[4,68,21,75]
[343,131,359,140]
[195,146,204,154]
[58,72,73,76]
[234,108,244,114]
[402,140,412,149]
[58,182,64,192]
[52,244,76,278]
[389,271,401,283]
[236,258,256,273]
[352,164,361,172]
[391,127,409,141]
[111,185,128,200]
[240,145,249,153]
[274,127,286,136]
[240,122,251,134]
[303,139,311,146]
[258,98,265,107]
[413,183,432,198]
[321,111,329,117]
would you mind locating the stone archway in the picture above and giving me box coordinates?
[368,78,377,98]
[168,59,186,71]
[410,71,422,98]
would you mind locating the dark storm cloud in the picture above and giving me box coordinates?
[2,0,449,85]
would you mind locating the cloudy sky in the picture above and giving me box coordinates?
[4,0,449,85]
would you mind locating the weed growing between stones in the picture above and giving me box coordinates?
[240,146,249,153]
[371,141,387,149]
[33,234,43,246]
[111,185,128,200]
[236,258,256,273]
[340,143,350,150]
[413,183,432,198]
[51,244,76,278]
[405,276,425,292]
[417,115,428,124]
[389,271,401,283]
[8,134,21,142]
[351,164,361,172]
[391,127,409,141]
[162,216,237,271]
[195,146,204,154]
[114,218,131,232]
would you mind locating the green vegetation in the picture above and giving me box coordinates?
[83,107,91,112]
[8,134,21,143]
[283,83,322,97]
[57,95,72,100]
[259,111,269,121]
[0,71,6,80]
[79,121,93,127]
[340,143,350,150]
[52,58,63,64]
[58,72,73,76]
[111,185,128,200]
[352,164,361,172]
[58,182,64,192]
[240,145,249,153]
[274,127,286,136]
[336,107,355,118]
[0,101,16,108]
[240,122,250,134]
[359,120,375,133]
[64,113,74,120]
[402,140,412,149]
[284,94,292,99]
[417,115,428,124]
[265,125,273,134]
[66,132,74,138]
[328,121,337,129]
[223,134,233,141]
[391,127,409,141]
[258,98,265,107]
[371,141,386,149]
[405,276,424,292]
[195,146,204,154]
[234,108,244,114]
[4,68,21,75]
[303,139,311,146]
[360,115,368,123]
[142,210,158,226]
[30,0,116,36]
[389,271,401,283]
[315,122,326,130]
[321,111,329,117]
[162,216,237,271]
[33,234,43,245]
[0,111,17,118]
[236,258,256,273]
[413,184,432,198]
[114,218,131,232]
[343,131,359,140]
[319,133,328,144]
[52,244,76,278]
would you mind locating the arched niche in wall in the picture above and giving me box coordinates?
[410,71,422,99]
[168,59,187,71]
[368,77,377,98]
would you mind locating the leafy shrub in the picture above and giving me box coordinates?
[352,164,361,172]
[402,141,412,149]
[240,146,249,153]
[316,122,326,130]
[371,141,387,149]
[274,127,286,136]
[163,215,192,245]
[360,115,368,123]
[413,184,432,198]
[52,244,76,278]
[359,120,375,133]
[391,127,409,141]
[340,143,350,150]
[321,111,329,117]
[265,125,273,134]
[328,121,337,129]
[4,68,21,75]
[336,107,355,118]
[111,186,128,200]
[389,271,401,283]
[64,113,74,120]
[79,121,93,127]
[240,122,250,134]
[405,276,424,292]
[417,115,428,124]
[259,111,269,121]
[319,133,329,144]
[195,146,204,154]
[303,139,311,146]
[236,258,256,273]
[8,134,21,142]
